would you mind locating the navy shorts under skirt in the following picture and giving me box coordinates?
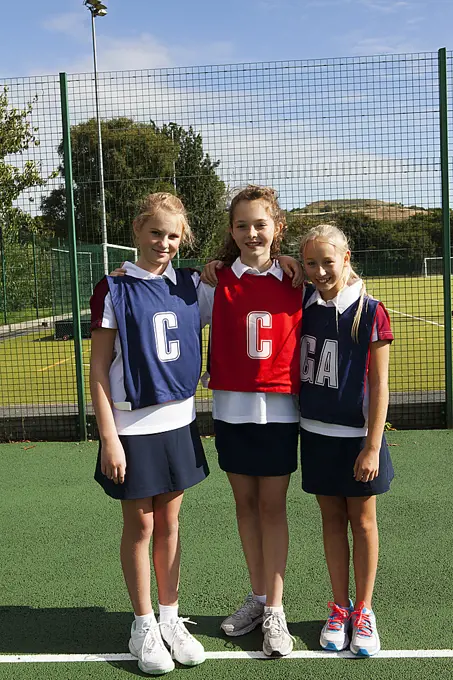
[214,420,299,477]
[300,428,394,497]
[94,421,209,500]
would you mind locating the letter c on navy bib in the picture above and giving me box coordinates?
[107,269,201,409]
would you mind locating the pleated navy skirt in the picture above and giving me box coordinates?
[95,420,209,500]
[300,428,394,497]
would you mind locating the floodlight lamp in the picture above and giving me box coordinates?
[84,1,108,16]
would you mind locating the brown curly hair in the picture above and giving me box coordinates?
[216,185,287,266]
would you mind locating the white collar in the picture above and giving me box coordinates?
[123,260,177,285]
[231,257,284,281]
[305,279,364,314]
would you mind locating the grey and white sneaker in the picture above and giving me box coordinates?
[220,594,265,636]
[160,617,205,666]
[129,619,175,675]
[262,610,295,657]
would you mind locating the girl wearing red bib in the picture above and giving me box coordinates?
[202,186,302,657]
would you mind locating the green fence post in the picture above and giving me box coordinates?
[32,232,39,320]
[0,226,7,325]
[59,72,87,441]
[438,48,453,428]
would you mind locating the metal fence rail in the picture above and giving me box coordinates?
[1,50,452,440]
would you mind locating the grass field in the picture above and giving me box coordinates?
[0,275,449,408]
[1,431,453,679]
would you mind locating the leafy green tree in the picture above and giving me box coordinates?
[0,87,53,236]
[41,118,227,257]
[158,123,227,257]
[41,117,175,245]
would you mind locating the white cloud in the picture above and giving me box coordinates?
[42,12,88,40]
[358,0,411,12]
[345,34,419,55]
[29,31,236,77]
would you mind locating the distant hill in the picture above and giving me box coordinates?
[290,199,427,222]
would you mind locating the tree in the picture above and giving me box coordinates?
[0,87,53,236]
[41,118,227,257]
[41,117,176,245]
[158,123,227,257]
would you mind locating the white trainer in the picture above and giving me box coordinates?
[350,603,381,657]
[160,617,206,666]
[221,593,265,636]
[262,610,295,657]
[129,619,175,675]
[320,600,353,651]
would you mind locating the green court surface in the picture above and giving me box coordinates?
[0,275,450,408]
[1,431,453,678]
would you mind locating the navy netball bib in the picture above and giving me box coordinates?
[107,269,201,409]
[300,285,379,428]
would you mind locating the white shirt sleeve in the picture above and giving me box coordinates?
[101,292,118,329]
[192,272,215,328]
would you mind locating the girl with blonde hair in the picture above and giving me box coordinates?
[299,223,394,657]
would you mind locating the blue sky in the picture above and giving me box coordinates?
[1,0,452,77]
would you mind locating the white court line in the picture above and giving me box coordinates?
[387,308,445,328]
[1,650,453,663]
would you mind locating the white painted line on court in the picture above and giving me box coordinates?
[1,650,453,663]
[387,308,444,328]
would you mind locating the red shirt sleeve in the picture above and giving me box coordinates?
[90,277,109,332]
[373,303,394,342]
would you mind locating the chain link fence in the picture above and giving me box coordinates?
[1,51,452,440]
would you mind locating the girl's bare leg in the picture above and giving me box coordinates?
[152,491,184,606]
[227,473,265,596]
[347,496,378,609]
[120,497,154,615]
[258,475,291,606]
[316,495,350,608]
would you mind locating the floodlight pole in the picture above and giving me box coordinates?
[85,1,109,274]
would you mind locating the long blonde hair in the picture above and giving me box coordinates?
[300,224,366,342]
[133,192,194,248]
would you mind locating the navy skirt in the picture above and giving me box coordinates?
[300,428,394,497]
[214,420,299,477]
[95,421,209,500]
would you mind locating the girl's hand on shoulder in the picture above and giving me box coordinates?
[200,260,224,287]
[278,255,304,287]
[109,261,126,277]
[353,446,379,483]
[101,438,127,484]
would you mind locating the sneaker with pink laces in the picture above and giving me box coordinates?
[350,601,381,657]
[320,600,353,651]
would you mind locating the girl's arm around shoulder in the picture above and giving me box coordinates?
[90,328,126,484]
[277,255,304,287]
[192,270,215,328]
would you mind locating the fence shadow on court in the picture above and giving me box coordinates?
[0,606,324,655]
[0,606,131,654]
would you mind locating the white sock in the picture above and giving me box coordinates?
[264,605,284,614]
[135,612,155,629]
[252,592,267,604]
[159,603,179,624]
